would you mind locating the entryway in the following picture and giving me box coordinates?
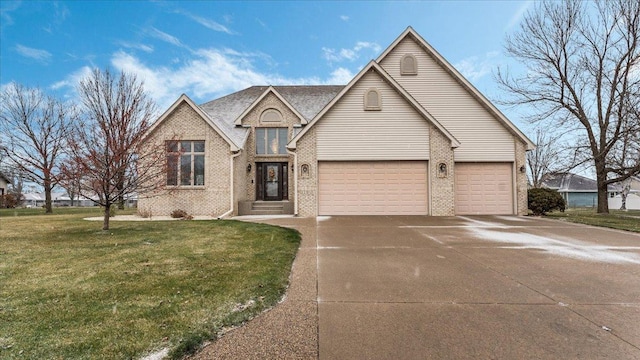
[256,162,288,201]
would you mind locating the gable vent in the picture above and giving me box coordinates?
[400,54,417,75]
[364,88,381,111]
[260,108,283,122]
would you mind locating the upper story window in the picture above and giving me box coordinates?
[256,128,288,155]
[260,108,283,123]
[166,140,205,186]
[400,54,418,75]
[364,88,382,111]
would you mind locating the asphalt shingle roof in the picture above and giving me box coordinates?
[198,85,343,148]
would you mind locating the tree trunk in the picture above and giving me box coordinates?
[118,194,125,210]
[44,178,53,214]
[103,202,110,231]
[596,177,610,214]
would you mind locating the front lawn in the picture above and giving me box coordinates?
[0,209,300,359]
[545,208,640,233]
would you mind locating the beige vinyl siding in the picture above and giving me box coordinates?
[316,71,430,161]
[318,161,428,215]
[379,38,515,162]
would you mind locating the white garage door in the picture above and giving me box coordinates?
[318,161,428,215]
[455,163,513,215]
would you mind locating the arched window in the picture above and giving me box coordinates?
[364,88,382,111]
[400,54,417,75]
[260,108,283,123]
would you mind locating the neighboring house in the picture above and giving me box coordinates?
[609,176,640,210]
[139,27,535,217]
[0,172,8,198]
[542,172,620,208]
[21,192,136,208]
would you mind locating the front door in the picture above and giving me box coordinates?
[256,162,288,201]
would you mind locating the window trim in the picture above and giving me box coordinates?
[166,140,205,187]
[364,88,382,111]
[400,54,418,75]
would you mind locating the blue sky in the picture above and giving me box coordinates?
[0,0,534,132]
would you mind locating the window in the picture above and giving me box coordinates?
[400,54,417,75]
[260,108,283,123]
[364,88,382,111]
[166,140,205,186]
[256,128,288,155]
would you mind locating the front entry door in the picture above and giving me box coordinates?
[256,162,288,201]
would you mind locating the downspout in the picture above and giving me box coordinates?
[286,148,298,216]
[218,150,243,219]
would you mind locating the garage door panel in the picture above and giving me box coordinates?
[319,161,428,215]
[455,163,513,215]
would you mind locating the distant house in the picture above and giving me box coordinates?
[20,192,139,208]
[0,172,8,197]
[609,176,640,210]
[541,173,619,208]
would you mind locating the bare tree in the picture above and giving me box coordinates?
[66,68,163,230]
[498,0,640,213]
[527,128,564,188]
[0,83,71,213]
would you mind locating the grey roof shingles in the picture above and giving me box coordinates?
[198,85,343,148]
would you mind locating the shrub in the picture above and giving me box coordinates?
[170,209,192,220]
[138,208,152,218]
[528,188,566,215]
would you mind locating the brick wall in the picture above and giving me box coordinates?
[515,139,528,215]
[429,125,456,216]
[296,127,317,217]
[240,92,300,204]
[137,101,232,217]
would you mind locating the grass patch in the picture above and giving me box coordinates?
[0,209,300,359]
[544,208,640,233]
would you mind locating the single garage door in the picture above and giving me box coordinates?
[319,161,428,215]
[455,162,513,215]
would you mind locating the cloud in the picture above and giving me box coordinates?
[340,15,349,21]
[15,44,52,63]
[116,41,154,53]
[147,26,186,48]
[175,9,234,34]
[326,67,353,84]
[0,0,21,29]
[50,66,93,92]
[506,1,533,30]
[454,51,500,82]
[323,41,381,63]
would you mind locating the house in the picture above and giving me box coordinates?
[0,172,8,197]
[138,27,534,217]
[609,176,640,210]
[541,172,623,208]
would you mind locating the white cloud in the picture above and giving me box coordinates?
[506,1,533,30]
[50,66,92,92]
[340,15,349,21]
[15,44,52,63]
[116,41,154,53]
[454,51,500,82]
[177,10,234,34]
[147,26,186,48]
[323,41,381,63]
[326,67,353,85]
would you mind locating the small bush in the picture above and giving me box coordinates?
[528,188,566,215]
[170,209,192,219]
[138,208,152,218]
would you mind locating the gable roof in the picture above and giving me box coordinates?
[377,26,535,151]
[146,94,241,151]
[289,60,460,149]
[233,86,307,125]
[199,85,343,147]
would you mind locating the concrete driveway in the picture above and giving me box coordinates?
[195,215,640,359]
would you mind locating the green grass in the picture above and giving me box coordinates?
[0,208,300,359]
[545,208,640,233]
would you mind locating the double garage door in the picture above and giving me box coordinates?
[318,161,513,215]
[318,161,428,215]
